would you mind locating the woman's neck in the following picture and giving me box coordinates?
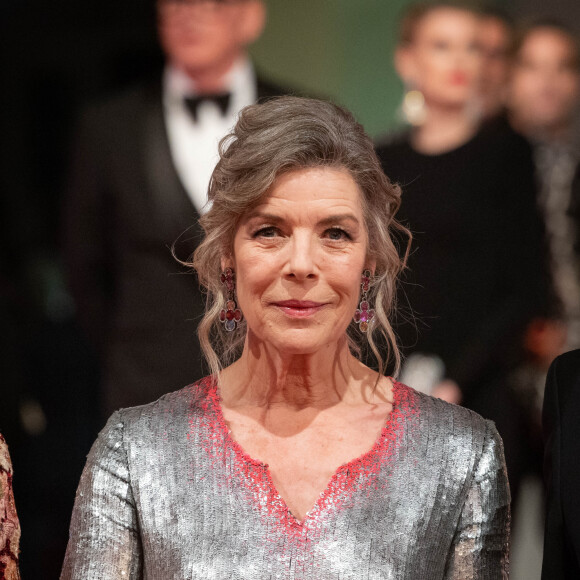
[411,103,480,155]
[219,337,380,410]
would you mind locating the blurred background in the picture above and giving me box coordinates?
[1,0,579,576]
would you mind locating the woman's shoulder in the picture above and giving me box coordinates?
[395,381,502,457]
[102,376,217,439]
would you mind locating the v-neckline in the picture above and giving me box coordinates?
[204,378,404,529]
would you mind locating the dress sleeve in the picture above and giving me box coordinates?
[60,412,143,579]
[444,421,511,580]
[0,435,21,580]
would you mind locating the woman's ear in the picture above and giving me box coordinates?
[394,45,417,87]
[221,255,235,273]
[366,260,377,277]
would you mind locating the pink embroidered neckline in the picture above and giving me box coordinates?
[197,376,413,534]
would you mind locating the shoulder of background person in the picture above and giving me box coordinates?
[547,349,580,410]
[374,129,413,179]
[374,128,411,152]
[66,75,165,170]
[75,74,164,132]
[479,111,534,160]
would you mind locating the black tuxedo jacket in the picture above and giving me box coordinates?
[63,75,287,416]
[542,349,580,578]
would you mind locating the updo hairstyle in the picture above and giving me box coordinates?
[191,96,410,379]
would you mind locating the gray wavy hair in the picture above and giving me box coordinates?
[189,96,410,379]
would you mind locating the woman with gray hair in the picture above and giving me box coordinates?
[61,96,510,579]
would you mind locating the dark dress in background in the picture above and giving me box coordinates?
[376,126,549,402]
[377,125,551,509]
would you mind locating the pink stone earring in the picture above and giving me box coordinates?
[219,267,243,332]
[354,270,374,333]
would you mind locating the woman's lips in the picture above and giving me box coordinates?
[449,71,469,86]
[272,300,326,318]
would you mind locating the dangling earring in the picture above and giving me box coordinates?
[219,267,242,332]
[354,270,374,333]
[399,85,427,127]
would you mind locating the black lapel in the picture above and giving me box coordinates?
[141,81,203,249]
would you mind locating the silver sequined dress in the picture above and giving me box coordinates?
[61,377,510,579]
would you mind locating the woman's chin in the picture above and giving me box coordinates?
[255,330,344,357]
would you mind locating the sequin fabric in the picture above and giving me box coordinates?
[0,435,20,580]
[61,377,510,579]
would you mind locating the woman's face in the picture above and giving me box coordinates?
[229,167,369,356]
[402,8,482,109]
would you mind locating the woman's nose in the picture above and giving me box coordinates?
[286,234,317,280]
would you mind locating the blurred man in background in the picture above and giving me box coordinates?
[63,0,288,419]
[483,21,580,513]
[509,22,580,148]
[508,21,580,353]
[478,7,514,120]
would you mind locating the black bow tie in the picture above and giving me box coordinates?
[184,93,231,122]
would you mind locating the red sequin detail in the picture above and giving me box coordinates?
[192,376,420,543]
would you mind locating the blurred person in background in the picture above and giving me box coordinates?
[542,349,580,579]
[0,434,21,579]
[63,0,289,420]
[508,20,580,354]
[376,2,548,414]
[480,22,580,509]
[509,21,580,152]
[478,6,514,121]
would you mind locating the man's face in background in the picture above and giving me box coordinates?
[157,0,265,80]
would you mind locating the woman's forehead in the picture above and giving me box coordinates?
[258,166,363,208]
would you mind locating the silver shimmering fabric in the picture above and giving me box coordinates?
[61,378,510,579]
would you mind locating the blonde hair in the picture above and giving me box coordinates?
[189,96,410,379]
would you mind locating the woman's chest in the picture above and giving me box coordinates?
[132,433,464,580]
[222,408,391,519]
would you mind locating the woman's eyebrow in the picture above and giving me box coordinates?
[317,214,360,227]
[244,212,360,227]
[244,211,283,223]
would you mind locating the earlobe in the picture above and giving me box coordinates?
[221,255,235,273]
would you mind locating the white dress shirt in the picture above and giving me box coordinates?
[163,58,257,214]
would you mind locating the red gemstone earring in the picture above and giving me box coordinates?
[219,267,243,332]
[354,270,374,333]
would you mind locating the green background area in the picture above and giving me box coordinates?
[251,0,412,138]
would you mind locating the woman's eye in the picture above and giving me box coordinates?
[325,228,351,241]
[254,226,279,238]
[468,41,481,54]
[432,40,450,51]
